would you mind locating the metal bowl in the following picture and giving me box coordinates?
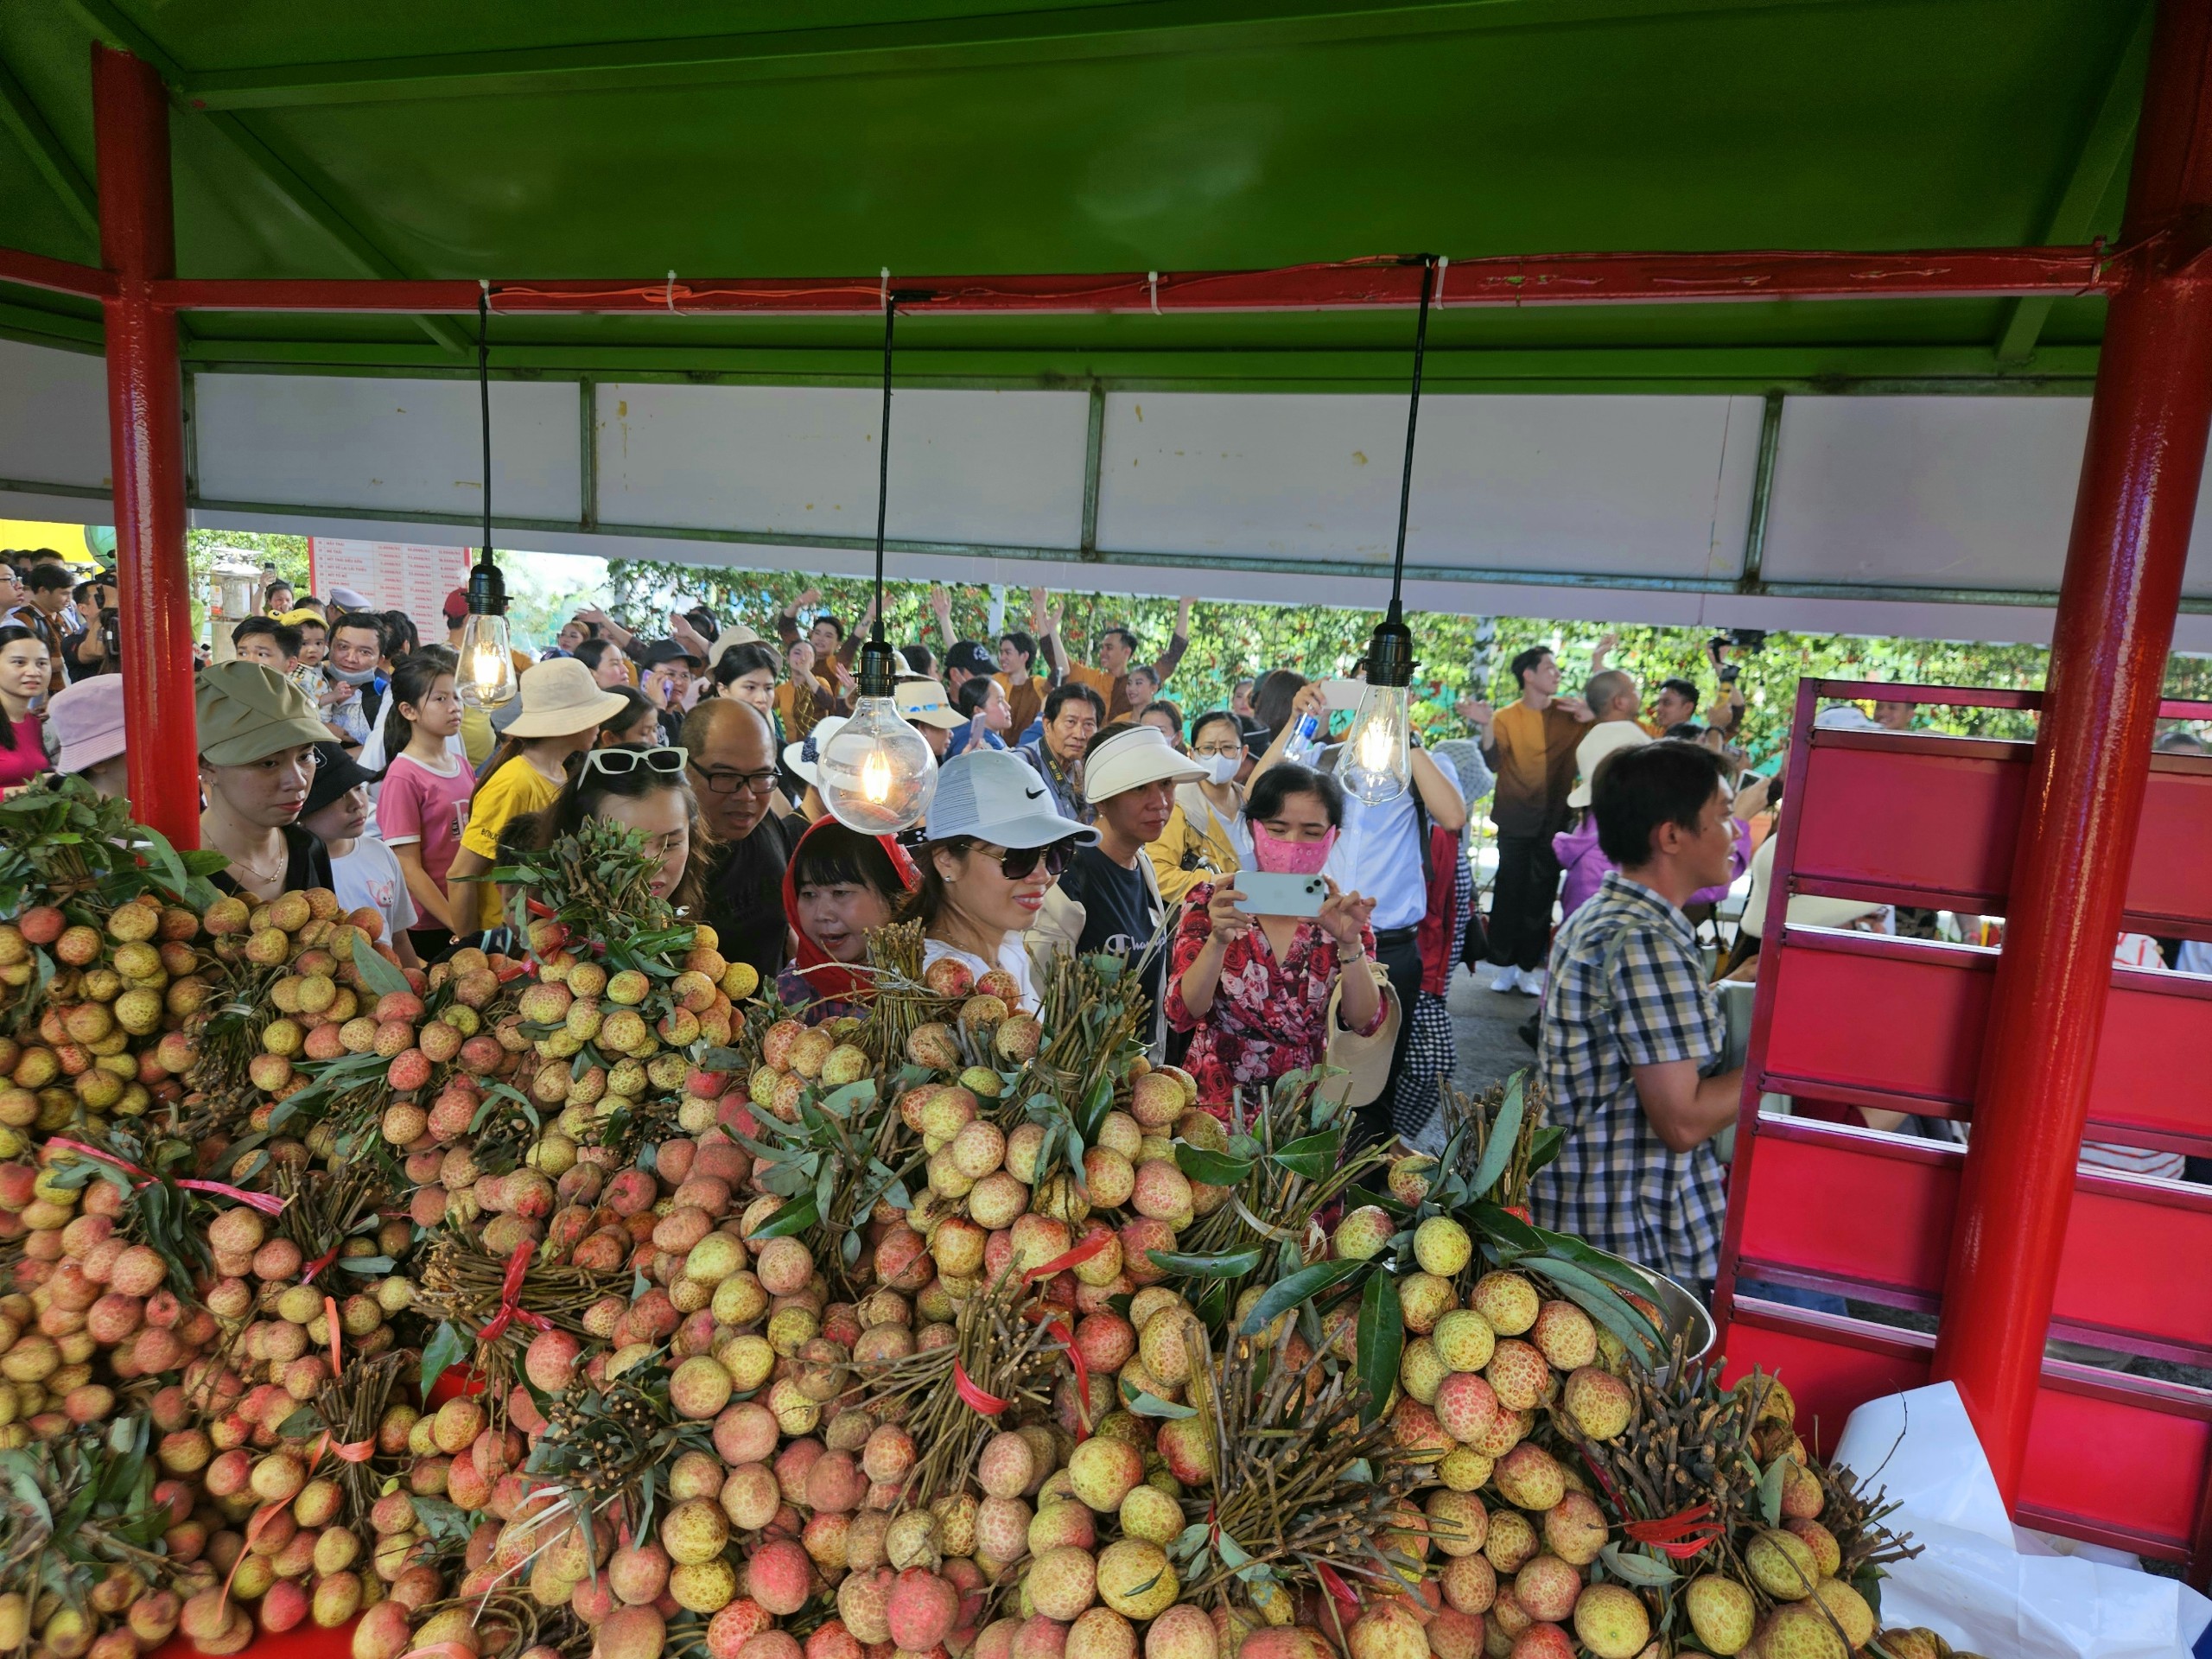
[1592,1249,1716,1364]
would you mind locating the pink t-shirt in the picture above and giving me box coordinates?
[0,714,45,790]
[374,751,475,887]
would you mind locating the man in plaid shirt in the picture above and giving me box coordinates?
[1534,741,1746,1290]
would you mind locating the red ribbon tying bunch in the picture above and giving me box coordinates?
[953,1360,1009,1416]
[1314,1562,1361,1630]
[1020,1230,1112,1285]
[476,1242,551,1342]
[1623,1501,1723,1560]
[301,1243,342,1286]
[1043,1319,1091,1442]
[48,1137,288,1216]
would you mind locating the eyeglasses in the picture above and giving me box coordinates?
[1192,741,1244,757]
[583,745,689,779]
[976,841,1076,881]
[689,761,782,796]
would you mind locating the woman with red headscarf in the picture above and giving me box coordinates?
[779,819,920,1022]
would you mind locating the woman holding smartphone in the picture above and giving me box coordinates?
[1166,762,1382,1123]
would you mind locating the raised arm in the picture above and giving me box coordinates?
[928,584,956,649]
[1151,598,1195,683]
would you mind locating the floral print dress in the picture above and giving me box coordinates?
[1164,880,1383,1117]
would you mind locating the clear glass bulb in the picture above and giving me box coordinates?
[821,696,938,833]
[1336,682,1412,804]
[458,613,518,709]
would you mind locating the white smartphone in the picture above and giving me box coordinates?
[1230,872,1329,918]
[1316,678,1367,713]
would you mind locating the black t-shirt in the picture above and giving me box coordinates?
[209,823,336,899]
[703,810,805,979]
[1059,847,1164,1013]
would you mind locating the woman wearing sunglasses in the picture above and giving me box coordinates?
[517,744,707,911]
[779,821,920,1022]
[905,748,1096,1014]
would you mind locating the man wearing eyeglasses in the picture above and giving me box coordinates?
[681,699,807,982]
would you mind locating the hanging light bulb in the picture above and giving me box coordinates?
[1336,254,1438,806]
[460,285,517,709]
[822,291,938,834]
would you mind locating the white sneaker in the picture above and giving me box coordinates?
[1488,964,1522,993]
[1517,969,1546,997]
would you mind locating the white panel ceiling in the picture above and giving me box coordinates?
[1095,392,1764,579]
[0,340,109,489]
[1,339,2209,646]
[594,384,1089,548]
[1763,397,2089,593]
[193,373,582,524]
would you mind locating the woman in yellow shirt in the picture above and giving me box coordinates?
[444,659,627,932]
[1146,710,1252,905]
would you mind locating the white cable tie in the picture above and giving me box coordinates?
[1434,255,1447,309]
[665,270,678,315]
[1147,270,1160,315]
[881,267,892,310]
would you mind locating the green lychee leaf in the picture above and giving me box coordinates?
[1119,1382,1196,1419]
[1173,1143,1253,1186]
[747,1194,820,1242]
[1239,1257,1364,1338]
[1598,1543,1678,1586]
[1352,1268,1403,1426]
[420,1320,468,1398]
[1147,1247,1265,1280]
[1758,1458,1788,1529]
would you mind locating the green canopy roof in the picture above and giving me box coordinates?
[0,0,2148,392]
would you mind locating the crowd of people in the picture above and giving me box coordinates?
[10,545,2211,1297]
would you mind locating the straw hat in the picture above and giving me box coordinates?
[503,658,630,740]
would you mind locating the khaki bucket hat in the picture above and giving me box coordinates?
[505,658,630,739]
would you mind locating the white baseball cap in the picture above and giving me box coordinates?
[925,749,1098,850]
[894,679,964,731]
[783,716,848,788]
[1568,719,1652,809]
[1081,726,1205,804]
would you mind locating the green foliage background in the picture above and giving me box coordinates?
[604,558,2212,759]
[179,535,2212,759]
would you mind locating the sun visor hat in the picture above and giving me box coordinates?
[894,681,964,730]
[924,749,1097,849]
[1080,726,1205,804]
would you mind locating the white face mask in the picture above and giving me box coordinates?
[1198,753,1241,786]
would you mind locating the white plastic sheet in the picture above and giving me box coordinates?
[1831,1383,2212,1658]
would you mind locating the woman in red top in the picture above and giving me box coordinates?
[0,626,52,791]
[1166,764,1382,1118]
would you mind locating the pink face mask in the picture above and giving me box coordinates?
[1252,823,1337,875]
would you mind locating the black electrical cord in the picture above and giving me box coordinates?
[872,296,895,650]
[479,287,493,561]
[1386,253,1438,626]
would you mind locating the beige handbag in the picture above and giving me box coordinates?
[1319,960,1402,1111]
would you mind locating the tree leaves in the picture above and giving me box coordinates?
[1147,1247,1265,1280]
[421,1320,469,1397]
[349,940,413,1004]
[1352,1268,1403,1426]
[1237,1257,1365,1337]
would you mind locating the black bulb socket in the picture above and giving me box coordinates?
[467,557,507,617]
[1364,614,1416,690]
[855,639,899,700]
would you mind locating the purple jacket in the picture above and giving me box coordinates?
[1553,816,1748,921]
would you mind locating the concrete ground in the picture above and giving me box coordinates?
[1449,963,1544,1097]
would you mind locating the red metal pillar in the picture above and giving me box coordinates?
[91,45,197,849]
[1932,0,2212,1501]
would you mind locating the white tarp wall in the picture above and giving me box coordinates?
[4,337,2210,650]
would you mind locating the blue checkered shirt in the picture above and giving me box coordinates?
[1532,871,1729,1285]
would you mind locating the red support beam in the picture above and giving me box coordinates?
[1932,0,2212,1503]
[0,245,116,300]
[91,44,198,851]
[140,245,2121,318]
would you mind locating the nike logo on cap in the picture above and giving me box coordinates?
[1024,787,1046,799]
